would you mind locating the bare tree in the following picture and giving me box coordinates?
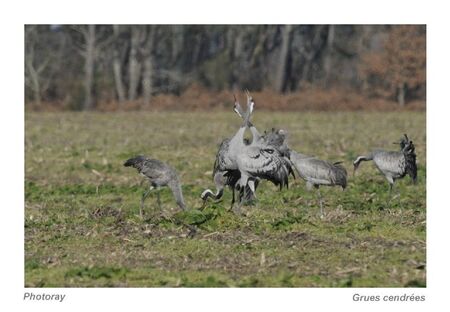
[229,25,245,90]
[25,26,50,106]
[300,25,326,84]
[356,25,373,92]
[84,25,96,110]
[128,27,143,101]
[112,25,126,104]
[274,25,293,93]
[323,25,335,87]
[170,25,184,66]
[24,25,426,110]
[141,26,155,107]
[71,25,114,110]
[71,25,96,110]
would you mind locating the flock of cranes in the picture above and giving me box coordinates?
[124,92,418,219]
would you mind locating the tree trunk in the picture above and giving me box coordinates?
[142,57,152,107]
[275,25,293,93]
[25,27,42,106]
[357,25,372,92]
[397,82,406,107]
[30,72,41,106]
[112,25,126,105]
[25,53,41,106]
[83,25,96,110]
[142,27,154,108]
[171,25,184,66]
[230,26,244,90]
[323,25,335,88]
[128,27,141,101]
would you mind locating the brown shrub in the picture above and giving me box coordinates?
[26,84,425,112]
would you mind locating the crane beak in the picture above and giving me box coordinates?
[233,104,242,117]
[352,163,358,176]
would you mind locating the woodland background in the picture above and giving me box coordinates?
[24,25,426,111]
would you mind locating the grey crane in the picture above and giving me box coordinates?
[199,94,256,208]
[236,92,348,216]
[201,92,293,210]
[237,92,345,217]
[289,150,347,218]
[353,134,417,192]
[232,93,293,212]
[124,155,186,218]
[200,137,253,208]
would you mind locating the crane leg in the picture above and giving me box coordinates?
[229,187,236,211]
[235,199,243,215]
[248,180,256,197]
[247,180,256,206]
[140,185,154,219]
[156,187,162,210]
[387,182,398,208]
[316,188,324,219]
[382,175,395,208]
[234,185,246,215]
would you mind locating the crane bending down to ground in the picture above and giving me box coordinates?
[200,137,251,208]
[201,92,293,210]
[124,155,186,218]
[289,150,347,218]
[353,134,417,192]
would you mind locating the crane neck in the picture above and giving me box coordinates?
[169,180,186,210]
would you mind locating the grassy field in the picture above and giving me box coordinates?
[25,111,426,287]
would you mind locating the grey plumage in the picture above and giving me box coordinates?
[261,128,291,158]
[234,92,294,181]
[200,138,252,208]
[399,135,418,183]
[201,92,293,211]
[234,95,292,168]
[290,150,347,217]
[353,134,417,191]
[236,142,292,191]
[124,155,186,217]
[240,95,346,216]
[232,93,293,211]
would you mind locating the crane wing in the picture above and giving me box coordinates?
[238,146,290,189]
[290,150,347,188]
[140,158,169,180]
[372,151,405,178]
[213,138,231,176]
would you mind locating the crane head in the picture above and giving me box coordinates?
[394,134,415,155]
[393,134,410,148]
[352,157,363,176]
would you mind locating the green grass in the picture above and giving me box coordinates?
[25,111,426,287]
